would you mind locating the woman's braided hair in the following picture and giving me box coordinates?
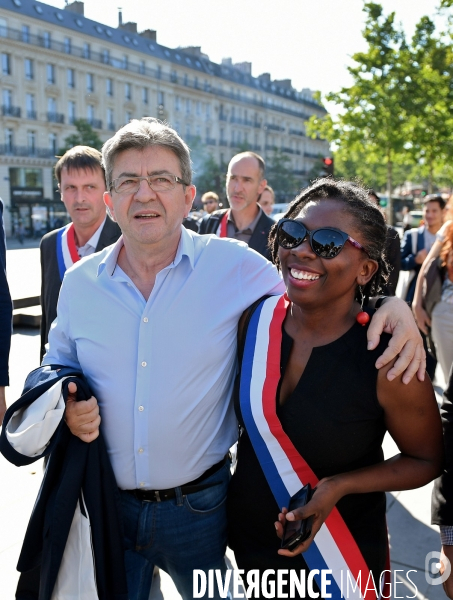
[269,178,390,301]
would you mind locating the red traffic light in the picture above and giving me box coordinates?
[323,158,333,165]
[321,157,334,176]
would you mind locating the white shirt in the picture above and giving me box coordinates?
[44,227,284,489]
[76,217,106,258]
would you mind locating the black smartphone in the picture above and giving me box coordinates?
[280,483,314,551]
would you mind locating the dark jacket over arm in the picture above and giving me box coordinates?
[0,199,12,385]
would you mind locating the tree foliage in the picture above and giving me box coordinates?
[59,119,103,154]
[307,2,453,219]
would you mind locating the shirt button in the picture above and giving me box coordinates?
[138,448,144,453]
[141,361,147,367]
[138,405,144,411]
[143,317,149,323]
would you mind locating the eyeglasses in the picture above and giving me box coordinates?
[276,218,369,259]
[202,200,217,205]
[110,173,188,195]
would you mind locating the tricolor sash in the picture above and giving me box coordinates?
[216,211,228,237]
[56,223,80,280]
[239,294,390,599]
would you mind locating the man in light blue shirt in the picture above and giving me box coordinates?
[46,118,424,600]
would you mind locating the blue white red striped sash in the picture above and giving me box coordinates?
[239,294,390,599]
[216,211,228,237]
[56,223,80,280]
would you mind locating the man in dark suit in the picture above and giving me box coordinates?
[40,146,121,360]
[0,198,12,423]
[198,152,274,260]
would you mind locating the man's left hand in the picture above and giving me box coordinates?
[367,297,425,384]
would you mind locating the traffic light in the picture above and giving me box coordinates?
[322,157,334,176]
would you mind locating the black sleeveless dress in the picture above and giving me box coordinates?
[227,319,390,595]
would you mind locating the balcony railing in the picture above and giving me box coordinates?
[205,138,216,146]
[26,110,37,120]
[86,118,103,129]
[304,152,320,159]
[0,144,56,158]
[289,128,304,137]
[219,114,228,121]
[266,123,285,132]
[47,112,65,124]
[108,122,116,131]
[2,105,21,117]
[219,140,228,147]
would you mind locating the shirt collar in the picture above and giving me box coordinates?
[77,216,106,252]
[97,225,195,278]
[227,204,263,234]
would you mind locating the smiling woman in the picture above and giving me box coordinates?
[227,179,443,599]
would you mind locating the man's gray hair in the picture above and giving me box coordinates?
[102,118,192,189]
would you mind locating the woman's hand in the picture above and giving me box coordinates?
[275,478,343,557]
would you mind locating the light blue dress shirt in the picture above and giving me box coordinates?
[44,227,284,490]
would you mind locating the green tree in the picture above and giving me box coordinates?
[266,148,297,197]
[308,3,412,223]
[59,119,103,154]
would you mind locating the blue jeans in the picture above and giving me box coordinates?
[120,462,230,600]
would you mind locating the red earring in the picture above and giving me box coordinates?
[356,286,370,326]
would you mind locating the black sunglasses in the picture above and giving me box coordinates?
[276,218,369,259]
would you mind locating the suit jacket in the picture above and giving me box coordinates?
[198,208,274,261]
[0,365,128,600]
[39,215,121,360]
[0,198,12,385]
[382,225,401,296]
[400,226,426,303]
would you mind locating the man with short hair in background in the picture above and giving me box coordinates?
[198,152,275,260]
[201,191,220,214]
[39,146,121,360]
[258,184,275,217]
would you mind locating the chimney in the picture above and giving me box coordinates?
[119,21,138,33]
[140,29,157,42]
[118,7,122,26]
[258,73,271,84]
[64,1,84,15]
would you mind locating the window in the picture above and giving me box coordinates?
[67,68,75,88]
[42,31,51,48]
[49,133,57,155]
[125,83,132,101]
[171,69,177,83]
[26,93,35,118]
[107,108,114,129]
[156,65,161,79]
[183,74,188,86]
[196,125,201,137]
[47,97,56,114]
[142,87,148,104]
[5,128,13,153]
[194,77,199,89]
[83,42,90,59]
[27,130,36,153]
[46,63,55,84]
[125,111,132,123]
[25,58,34,80]
[175,96,180,112]
[2,53,11,76]
[185,99,191,114]
[158,91,164,106]
[206,104,211,118]
[122,54,128,70]
[68,100,76,124]
[106,78,113,96]
[22,25,30,43]
[102,49,110,64]
[64,37,71,54]
[185,124,191,137]
[0,18,7,37]
[196,101,201,116]
[86,73,94,93]
[3,89,12,108]
[87,105,94,121]
[139,60,145,75]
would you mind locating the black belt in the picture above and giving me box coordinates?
[124,455,228,502]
